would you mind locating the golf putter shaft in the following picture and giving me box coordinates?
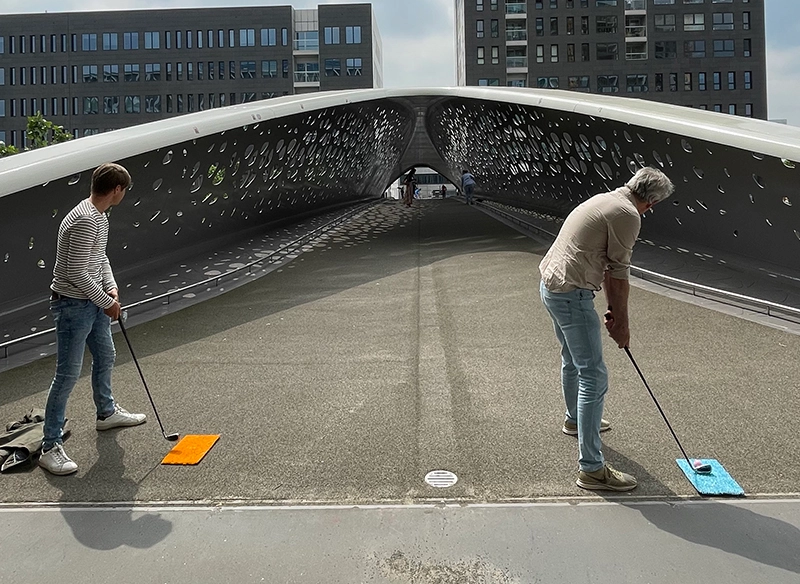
[117,314,179,441]
[605,307,710,473]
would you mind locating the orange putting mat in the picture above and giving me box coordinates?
[161,434,220,465]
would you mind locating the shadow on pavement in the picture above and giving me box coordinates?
[44,433,172,550]
[605,446,800,575]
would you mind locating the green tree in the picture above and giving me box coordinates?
[0,142,19,158]
[26,112,72,149]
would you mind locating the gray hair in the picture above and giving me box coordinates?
[626,167,674,205]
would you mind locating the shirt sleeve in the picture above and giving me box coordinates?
[101,256,117,293]
[606,210,640,280]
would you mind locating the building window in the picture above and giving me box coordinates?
[654,14,676,32]
[713,71,721,90]
[655,73,663,92]
[728,104,736,115]
[346,57,362,76]
[323,58,340,76]
[550,44,559,62]
[0,100,5,117]
[124,95,140,113]
[491,20,499,38]
[477,20,484,38]
[491,0,499,9]
[240,29,255,47]
[669,72,678,92]
[713,40,734,57]
[536,18,544,36]
[684,14,704,31]
[207,30,214,48]
[537,76,559,89]
[477,0,484,11]
[744,71,752,90]
[655,41,676,59]
[684,72,692,91]
[744,103,752,117]
[597,75,619,93]
[323,27,339,45]
[477,46,485,65]
[144,32,160,49]
[627,74,648,93]
[82,34,97,51]
[82,65,98,83]
[596,43,618,60]
[567,44,575,62]
[345,26,362,44]
[596,0,617,5]
[568,75,590,92]
[145,63,161,81]
[261,28,277,46]
[566,17,575,35]
[103,96,119,114]
[477,78,500,86]
[596,16,617,34]
[166,95,173,113]
[230,61,236,79]
[124,64,140,82]
[0,68,4,86]
[727,71,735,89]
[684,40,705,58]
[83,96,99,114]
[536,44,544,63]
[240,61,256,79]
[743,39,751,57]
[103,33,118,51]
[123,32,139,50]
[176,62,183,81]
[713,104,722,113]
[282,28,288,46]
[698,72,706,90]
[581,43,590,61]
[581,16,589,34]
[262,60,278,77]
[145,95,161,113]
[743,12,750,31]
[712,13,734,31]
[187,62,194,81]
[550,17,559,35]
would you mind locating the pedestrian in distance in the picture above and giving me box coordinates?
[39,162,147,476]
[461,169,476,205]
[441,185,447,199]
[402,168,417,207]
[539,167,674,492]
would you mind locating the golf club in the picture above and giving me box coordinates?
[604,309,710,474]
[117,313,180,442]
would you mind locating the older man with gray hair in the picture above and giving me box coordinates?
[539,167,674,491]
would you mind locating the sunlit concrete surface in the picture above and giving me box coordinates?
[1,199,799,582]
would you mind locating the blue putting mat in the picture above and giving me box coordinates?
[676,459,744,496]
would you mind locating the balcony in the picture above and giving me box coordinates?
[624,0,646,10]
[294,71,320,83]
[506,56,528,69]
[505,3,526,15]
[506,30,528,42]
[625,25,647,38]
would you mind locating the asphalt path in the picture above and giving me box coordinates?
[1,198,799,582]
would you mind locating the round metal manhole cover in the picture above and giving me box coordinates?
[424,470,458,488]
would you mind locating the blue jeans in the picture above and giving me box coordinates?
[464,184,474,203]
[540,281,608,472]
[43,297,117,448]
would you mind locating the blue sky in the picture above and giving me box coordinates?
[1,0,797,125]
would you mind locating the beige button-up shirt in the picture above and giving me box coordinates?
[539,186,641,293]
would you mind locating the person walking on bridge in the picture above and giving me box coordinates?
[539,167,674,491]
[39,163,147,476]
[461,169,476,205]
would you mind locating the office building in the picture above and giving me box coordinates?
[456,0,767,118]
[0,3,383,147]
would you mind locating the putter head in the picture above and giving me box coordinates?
[165,433,180,442]
[692,459,713,474]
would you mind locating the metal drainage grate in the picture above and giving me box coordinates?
[424,470,458,488]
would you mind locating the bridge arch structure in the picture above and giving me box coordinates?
[2,87,800,353]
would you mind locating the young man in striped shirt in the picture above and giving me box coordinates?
[39,162,147,476]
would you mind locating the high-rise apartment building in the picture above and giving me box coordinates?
[456,0,766,119]
[0,4,383,147]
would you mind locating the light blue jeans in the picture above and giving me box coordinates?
[43,297,117,449]
[540,281,608,472]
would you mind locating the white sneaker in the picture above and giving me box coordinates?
[39,444,78,475]
[96,404,146,431]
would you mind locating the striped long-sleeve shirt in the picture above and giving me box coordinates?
[50,199,117,309]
